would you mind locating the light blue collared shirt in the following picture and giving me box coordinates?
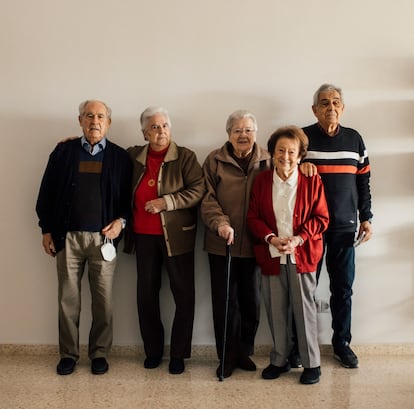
[81,136,106,156]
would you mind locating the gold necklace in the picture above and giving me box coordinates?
[146,160,161,187]
[146,146,168,187]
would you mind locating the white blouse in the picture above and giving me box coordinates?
[269,167,298,264]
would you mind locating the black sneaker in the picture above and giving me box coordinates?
[334,345,359,368]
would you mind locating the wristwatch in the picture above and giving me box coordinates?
[119,218,126,229]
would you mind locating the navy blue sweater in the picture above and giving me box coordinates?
[36,138,132,252]
[303,123,373,233]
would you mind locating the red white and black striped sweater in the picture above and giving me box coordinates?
[302,123,373,233]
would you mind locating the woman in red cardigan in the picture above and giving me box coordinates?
[247,125,329,385]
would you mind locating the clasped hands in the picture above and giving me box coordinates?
[268,235,302,254]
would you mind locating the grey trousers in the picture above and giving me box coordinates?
[56,231,116,361]
[262,258,320,368]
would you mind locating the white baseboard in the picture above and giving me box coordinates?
[1,343,413,357]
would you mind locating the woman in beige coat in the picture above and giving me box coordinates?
[201,110,271,378]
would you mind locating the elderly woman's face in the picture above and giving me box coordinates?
[228,118,256,158]
[273,137,301,180]
[143,113,171,151]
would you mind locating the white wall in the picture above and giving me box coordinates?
[1,0,413,347]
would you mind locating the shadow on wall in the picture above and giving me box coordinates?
[350,58,414,90]
[347,93,414,199]
[370,152,414,197]
[346,98,414,147]
[386,222,414,307]
[353,220,414,341]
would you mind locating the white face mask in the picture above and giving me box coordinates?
[101,238,116,261]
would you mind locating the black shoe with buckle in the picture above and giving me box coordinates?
[300,367,321,384]
[261,362,291,380]
[91,357,109,375]
[57,357,76,375]
[334,345,359,368]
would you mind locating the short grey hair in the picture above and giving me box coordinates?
[78,99,112,119]
[313,83,343,106]
[140,106,171,132]
[225,109,258,135]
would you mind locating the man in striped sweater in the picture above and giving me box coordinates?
[302,84,373,369]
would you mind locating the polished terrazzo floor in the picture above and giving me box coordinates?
[1,346,413,409]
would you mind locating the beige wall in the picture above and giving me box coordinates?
[1,0,413,347]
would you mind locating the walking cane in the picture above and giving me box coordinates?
[219,243,232,381]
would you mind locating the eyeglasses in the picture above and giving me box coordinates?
[231,128,256,135]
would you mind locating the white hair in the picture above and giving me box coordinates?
[78,99,112,118]
[225,109,258,135]
[140,106,171,132]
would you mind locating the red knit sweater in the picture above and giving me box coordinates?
[133,146,168,234]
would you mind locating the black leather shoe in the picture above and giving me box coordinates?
[300,367,321,384]
[169,358,185,374]
[238,355,256,371]
[144,356,162,369]
[91,357,108,375]
[216,362,235,379]
[261,362,291,380]
[57,358,76,375]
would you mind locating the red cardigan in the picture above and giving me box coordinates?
[247,169,329,275]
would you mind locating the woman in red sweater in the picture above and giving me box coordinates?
[247,125,329,385]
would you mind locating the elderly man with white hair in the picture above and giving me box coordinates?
[36,100,132,376]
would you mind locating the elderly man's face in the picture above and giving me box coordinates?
[79,101,111,145]
[228,118,256,158]
[143,113,171,151]
[312,90,344,132]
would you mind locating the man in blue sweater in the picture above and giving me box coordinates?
[36,100,131,375]
[302,84,373,368]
